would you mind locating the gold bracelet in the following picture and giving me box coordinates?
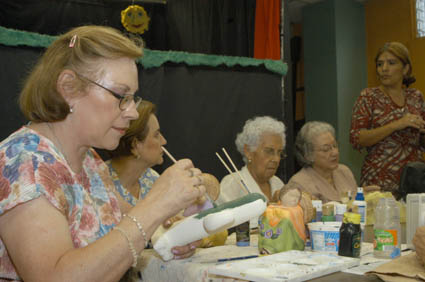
[115,226,138,267]
[123,213,148,248]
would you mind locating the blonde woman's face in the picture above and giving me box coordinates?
[71,57,140,150]
[376,51,408,87]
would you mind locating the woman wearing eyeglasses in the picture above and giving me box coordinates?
[216,116,286,221]
[284,121,378,203]
[0,26,205,281]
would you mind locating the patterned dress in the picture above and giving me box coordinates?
[0,127,121,281]
[105,160,159,206]
[350,87,425,194]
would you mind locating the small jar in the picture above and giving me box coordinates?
[236,221,250,246]
[335,204,347,222]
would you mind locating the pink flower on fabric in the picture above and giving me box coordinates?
[0,177,11,202]
[79,204,99,235]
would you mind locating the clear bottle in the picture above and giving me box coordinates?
[353,187,367,224]
[373,198,401,259]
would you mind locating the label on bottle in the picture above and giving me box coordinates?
[374,229,398,251]
[356,204,366,224]
[352,232,361,258]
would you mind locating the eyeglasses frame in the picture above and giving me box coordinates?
[76,74,142,111]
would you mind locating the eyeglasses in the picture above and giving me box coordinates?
[316,143,339,153]
[77,74,142,111]
[262,147,287,159]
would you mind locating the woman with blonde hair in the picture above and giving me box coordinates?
[350,42,425,199]
[0,25,205,281]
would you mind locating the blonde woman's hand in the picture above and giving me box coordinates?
[163,214,184,229]
[149,159,206,219]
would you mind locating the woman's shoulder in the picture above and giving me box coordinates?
[359,87,382,97]
[0,126,40,152]
[406,87,424,97]
[287,167,313,184]
[334,164,357,184]
[336,163,352,173]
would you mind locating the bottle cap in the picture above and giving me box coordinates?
[343,212,361,224]
[355,187,364,201]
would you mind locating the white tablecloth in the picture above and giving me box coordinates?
[134,233,258,282]
[130,233,405,282]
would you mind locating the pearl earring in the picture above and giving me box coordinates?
[69,107,74,113]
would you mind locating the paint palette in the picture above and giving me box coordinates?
[208,250,360,282]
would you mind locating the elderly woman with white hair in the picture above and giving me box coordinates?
[216,116,286,209]
[284,121,378,203]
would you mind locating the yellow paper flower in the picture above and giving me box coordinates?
[121,5,150,34]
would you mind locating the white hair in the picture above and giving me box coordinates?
[295,121,335,167]
[235,116,286,164]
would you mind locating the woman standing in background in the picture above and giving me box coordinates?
[350,42,425,199]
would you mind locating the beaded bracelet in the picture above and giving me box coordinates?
[123,213,149,248]
[114,226,138,267]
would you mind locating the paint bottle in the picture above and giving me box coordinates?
[321,204,335,222]
[338,212,362,258]
[312,200,322,222]
[236,221,250,246]
[335,204,347,222]
[353,187,367,224]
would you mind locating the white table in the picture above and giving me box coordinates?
[132,233,404,282]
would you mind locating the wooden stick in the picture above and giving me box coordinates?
[215,152,233,175]
[221,148,250,187]
[162,146,212,203]
[162,146,177,163]
[217,149,250,194]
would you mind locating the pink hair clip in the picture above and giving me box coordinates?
[69,35,77,48]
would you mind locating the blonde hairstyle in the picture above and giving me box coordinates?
[108,100,157,158]
[19,25,143,122]
[375,42,416,87]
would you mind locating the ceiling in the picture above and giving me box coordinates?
[287,0,367,23]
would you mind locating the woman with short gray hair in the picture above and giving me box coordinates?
[216,116,286,227]
[283,121,361,203]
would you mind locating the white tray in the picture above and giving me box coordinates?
[208,250,360,282]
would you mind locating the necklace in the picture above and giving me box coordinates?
[46,122,71,166]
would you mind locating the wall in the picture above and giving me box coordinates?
[365,0,425,93]
[303,0,367,181]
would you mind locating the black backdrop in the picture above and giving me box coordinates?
[0,0,289,180]
[0,44,284,181]
[0,0,255,57]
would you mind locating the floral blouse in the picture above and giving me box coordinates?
[350,87,425,193]
[105,160,159,206]
[0,127,121,281]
